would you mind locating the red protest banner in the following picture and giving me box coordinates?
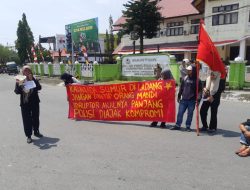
[66,80,176,122]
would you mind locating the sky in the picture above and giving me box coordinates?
[0,0,128,46]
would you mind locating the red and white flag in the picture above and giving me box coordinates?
[31,45,38,63]
[37,44,45,62]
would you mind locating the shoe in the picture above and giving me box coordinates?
[160,123,166,128]
[34,132,43,138]
[199,127,208,132]
[208,129,217,133]
[185,127,191,132]
[150,122,157,127]
[27,137,32,144]
[170,125,181,130]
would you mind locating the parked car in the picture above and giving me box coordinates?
[6,62,19,75]
[0,64,6,74]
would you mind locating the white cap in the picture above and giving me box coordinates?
[234,56,243,62]
[183,58,189,63]
[186,65,192,71]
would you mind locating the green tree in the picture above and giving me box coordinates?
[109,15,115,53]
[16,13,34,64]
[0,44,20,64]
[105,29,110,54]
[122,0,162,54]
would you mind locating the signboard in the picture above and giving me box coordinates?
[55,34,66,51]
[122,55,170,77]
[65,18,99,54]
[67,80,176,122]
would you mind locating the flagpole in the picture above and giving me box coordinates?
[196,61,200,136]
[195,20,203,136]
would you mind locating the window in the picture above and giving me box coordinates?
[190,25,199,34]
[219,14,224,24]
[166,21,184,36]
[231,12,238,24]
[213,7,219,13]
[212,12,238,25]
[191,19,200,24]
[212,4,239,13]
[212,3,239,25]
[190,19,200,34]
[225,14,231,24]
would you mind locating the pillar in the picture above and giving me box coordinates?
[40,64,44,76]
[239,39,246,60]
[169,56,179,85]
[48,63,53,77]
[74,63,82,79]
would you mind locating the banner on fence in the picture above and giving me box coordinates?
[66,80,176,122]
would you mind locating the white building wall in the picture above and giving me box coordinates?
[120,14,203,47]
[204,0,250,41]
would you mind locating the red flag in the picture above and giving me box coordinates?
[196,20,226,79]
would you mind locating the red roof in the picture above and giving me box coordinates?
[114,0,199,27]
[51,49,70,57]
[160,0,199,18]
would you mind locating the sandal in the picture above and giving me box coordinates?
[235,145,247,154]
[238,147,250,157]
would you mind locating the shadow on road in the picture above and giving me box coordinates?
[198,128,240,137]
[212,128,240,137]
[84,120,149,127]
[77,120,241,138]
[33,136,60,150]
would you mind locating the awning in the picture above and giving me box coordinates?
[113,35,250,55]
[214,35,250,46]
[113,41,198,55]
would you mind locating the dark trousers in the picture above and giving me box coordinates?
[200,95,221,130]
[21,103,40,138]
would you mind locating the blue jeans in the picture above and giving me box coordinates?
[240,125,250,146]
[176,100,196,128]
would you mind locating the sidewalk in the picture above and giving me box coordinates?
[222,90,250,102]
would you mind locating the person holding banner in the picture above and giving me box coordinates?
[14,66,43,144]
[235,119,250,157]
[150,69,174,128]
[153,63,162,80]
[60,72,81,86]
[170,65,202,132]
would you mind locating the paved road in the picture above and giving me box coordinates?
[0,74,249,190]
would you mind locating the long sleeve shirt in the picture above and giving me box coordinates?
[14,78,42,106]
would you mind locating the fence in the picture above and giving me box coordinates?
[29,62,250,87]
[29,63,93,78]
[246,66,250,82]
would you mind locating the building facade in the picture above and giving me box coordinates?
[194,0,250,64]
[114,0,250,64]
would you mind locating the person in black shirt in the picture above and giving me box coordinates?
[170,65,202,131]
[15,66,43,143]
